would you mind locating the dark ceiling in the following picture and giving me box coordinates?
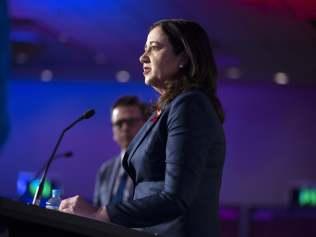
[7,0,316,84]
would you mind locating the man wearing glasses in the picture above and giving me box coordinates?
[93,96,150,207]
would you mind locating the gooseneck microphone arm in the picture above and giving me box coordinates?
[32,109,95,206]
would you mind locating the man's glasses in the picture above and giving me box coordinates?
[112,117,143,129]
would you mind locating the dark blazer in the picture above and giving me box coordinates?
[107,90,226,237]
[93,156,133,207]
[93,156,120,207]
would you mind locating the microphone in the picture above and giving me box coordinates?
[63,109,95,131]
[60,151,73,158]
[32,109,95,206]
[34,151,74,179]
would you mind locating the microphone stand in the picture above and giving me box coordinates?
[32,109,95,206]
[34,151,73,179]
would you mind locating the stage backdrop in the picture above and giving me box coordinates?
[0,78,315,206]
[0,0,10,149]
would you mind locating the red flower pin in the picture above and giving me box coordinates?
[150,110,161,123]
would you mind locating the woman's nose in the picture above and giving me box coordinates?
[139,51,149,64]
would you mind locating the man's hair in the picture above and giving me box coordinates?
[111,96,151,120]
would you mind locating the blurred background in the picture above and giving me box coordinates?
[1,0,316,236]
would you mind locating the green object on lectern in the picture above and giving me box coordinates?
[29,179,52,198]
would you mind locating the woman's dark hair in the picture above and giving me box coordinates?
[150,19,224,123]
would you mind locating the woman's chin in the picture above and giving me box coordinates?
[144,77,153,86]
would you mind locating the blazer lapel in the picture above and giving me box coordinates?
[123,113,158,169]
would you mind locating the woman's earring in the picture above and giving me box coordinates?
[179,64,184,69]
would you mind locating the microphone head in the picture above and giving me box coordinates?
[83,109,95,119]
[64,151,73,157]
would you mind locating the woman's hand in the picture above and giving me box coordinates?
[58,195,110,222]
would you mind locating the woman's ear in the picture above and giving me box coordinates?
[178,52,189,68]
